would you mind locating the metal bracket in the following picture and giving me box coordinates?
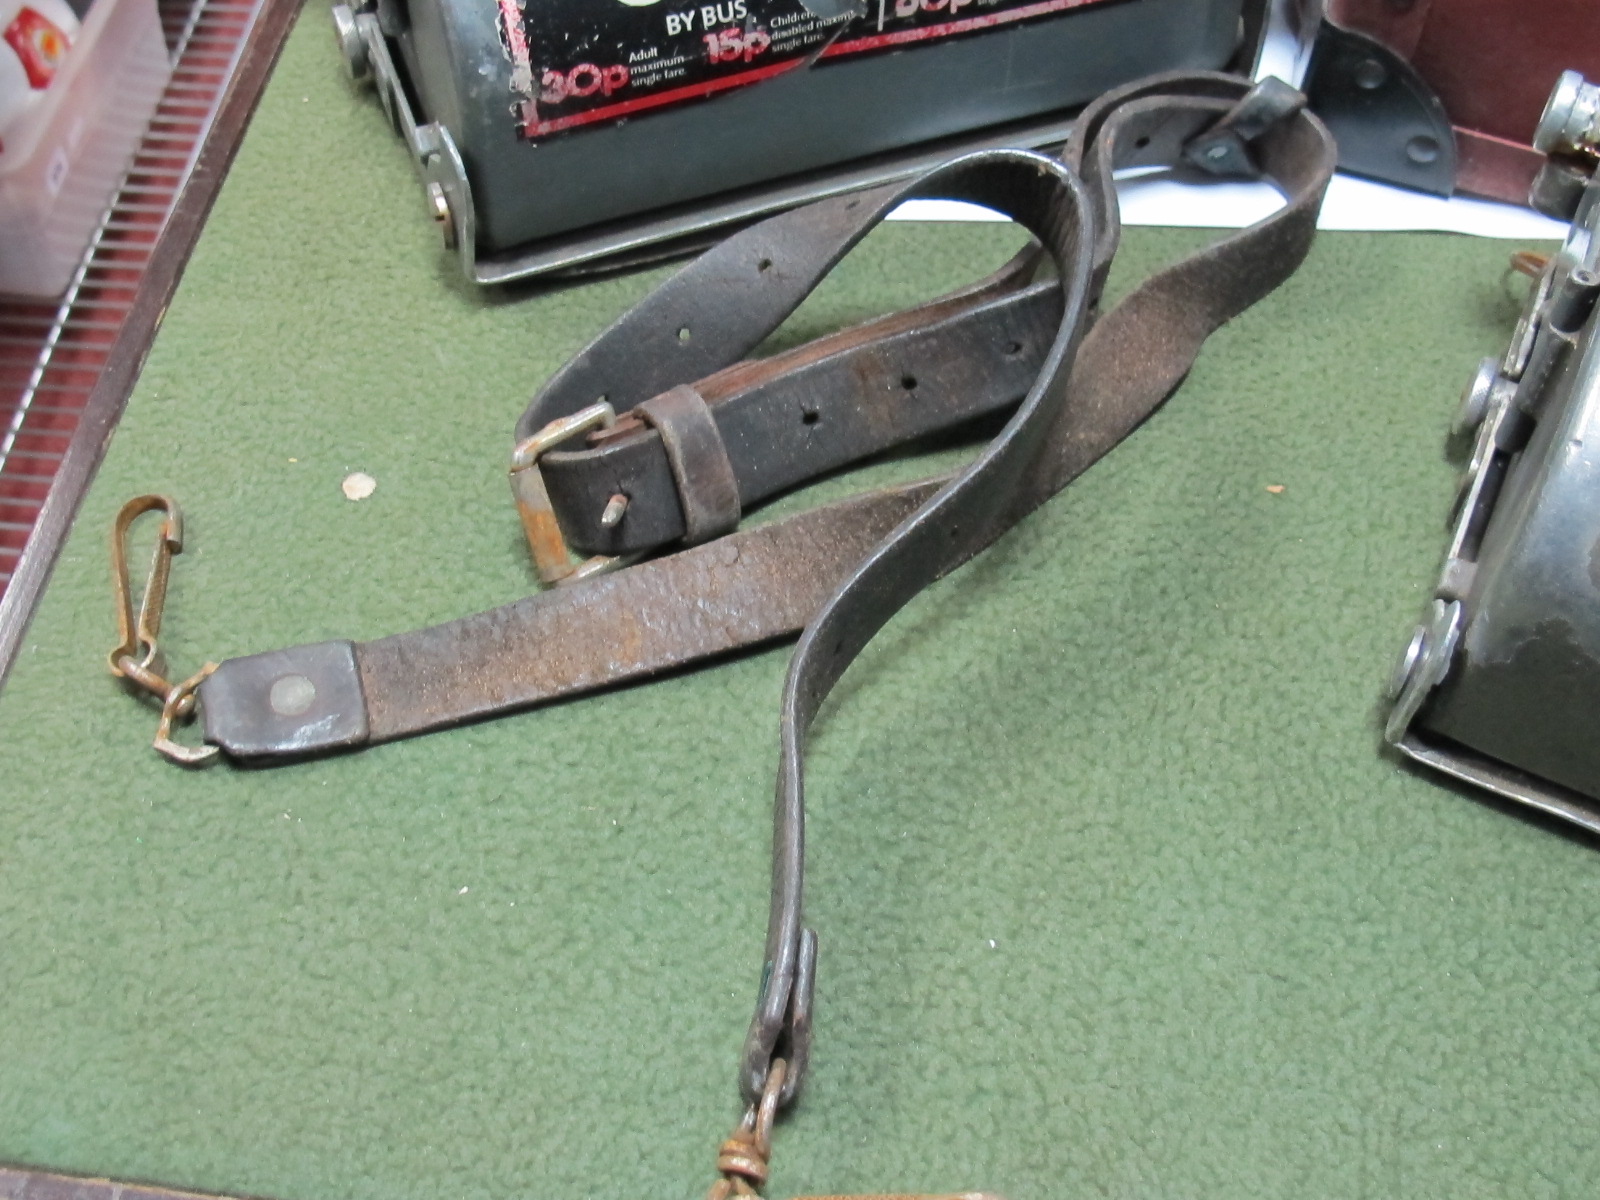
[1384,98,1600,833]
[1302,19,1456,195]
[1383,301,1527,753]
[1393,731,1600,839]
[332,3,476,266]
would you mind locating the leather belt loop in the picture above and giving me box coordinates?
[636,384,742,545]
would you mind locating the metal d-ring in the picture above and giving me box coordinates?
[154,663,221,767]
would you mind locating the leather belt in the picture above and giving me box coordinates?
[110,68,1335,1194]
[177,72,1332,774]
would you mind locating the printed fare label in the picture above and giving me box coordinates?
[499,0,1121,140]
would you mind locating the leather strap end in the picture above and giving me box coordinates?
[200,640,370,759]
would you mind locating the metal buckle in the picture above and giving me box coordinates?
[509,402,638,586]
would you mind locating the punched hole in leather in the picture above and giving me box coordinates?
[536,257,1061,559]
[531,80,1307,570]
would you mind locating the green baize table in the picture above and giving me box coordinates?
[1,10,1595,1200]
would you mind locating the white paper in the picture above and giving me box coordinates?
[889,172,1567,240]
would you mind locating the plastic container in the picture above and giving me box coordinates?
[0,0,171,297]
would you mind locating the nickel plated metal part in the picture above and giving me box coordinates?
[1386,70,1600,835]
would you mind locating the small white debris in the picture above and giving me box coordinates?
[342,471,377,500]
[988,939,997,949]
[457,886,469,895]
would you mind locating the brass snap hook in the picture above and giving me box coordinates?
[108,494,184,690]
[708,1058,787,1200]
[108,495,219,766]
[154,662,220,766]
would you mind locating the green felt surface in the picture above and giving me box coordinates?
[1,7,1596,1199]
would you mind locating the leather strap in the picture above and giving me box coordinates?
[198,74,1332,774]
[533,228,1055,557]
[745,83,1335,1107]
[190,68,1335,1113]
[526,77,1306,562]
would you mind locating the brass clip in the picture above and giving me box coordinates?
[108,494,219,767]
[708,1058,787,1200]
[108,493,183,687]
[154,662,220,766]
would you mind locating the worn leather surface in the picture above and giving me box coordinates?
[196,78,1329,773]
[538,280,1058,556]
[0,10,1591,1200]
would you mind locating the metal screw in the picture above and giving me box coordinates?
[426,181,456,249]
[1452,357,1499,439]
[1535,70,1600,157]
